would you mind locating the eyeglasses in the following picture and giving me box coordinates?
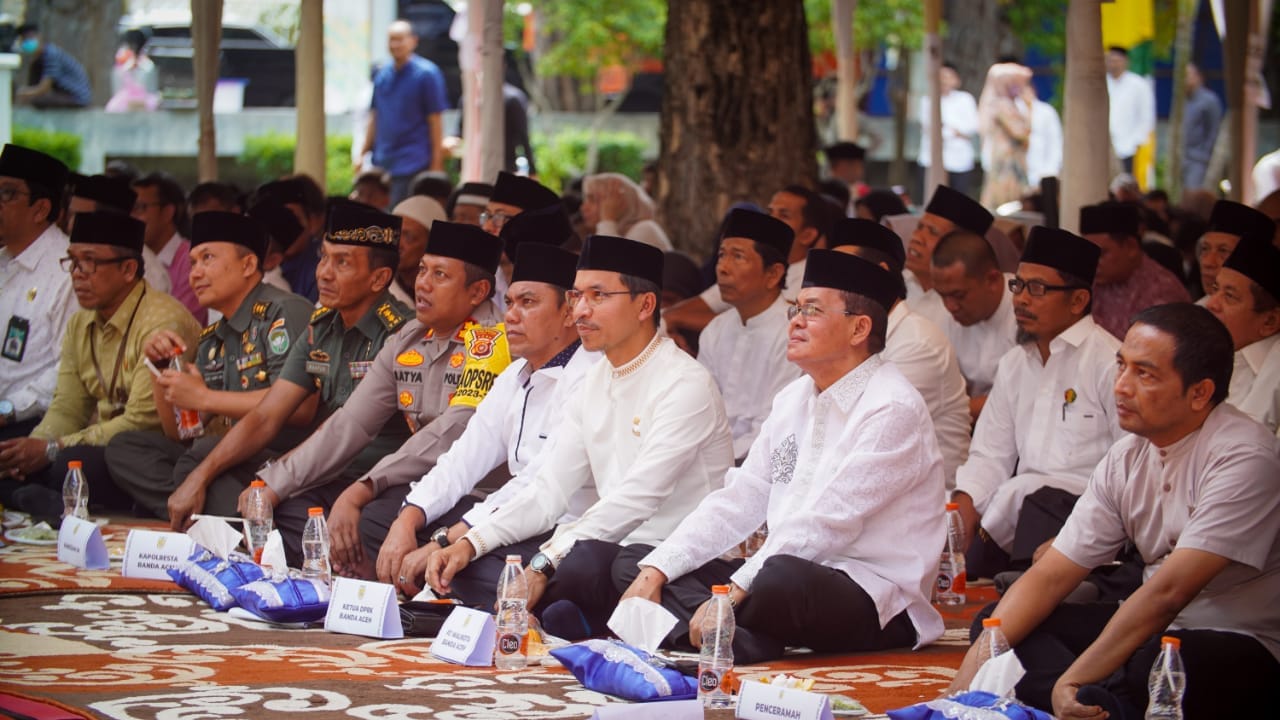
[1008,277,1086,297]
[786,302,855,321]
[60,255,130,274]
[566,288,632,307]
[0,187,31,203]
[479,210,513,228]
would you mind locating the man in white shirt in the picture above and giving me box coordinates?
[1206,235,1280,433]
[947,304,1280,719]
[371,242,598,600]
[904,184,994,331]
[425,235,734,637]
[698,208,801,460]
[831,218,970,487]
[918,62,979,196]
[615,249,946,663]
[1105,46,1155,175]
[1196,200,1275,301]
[953,227,1123,578]
[0,144,73,441]
[930,229,1017,421]
[1023,90,1062,186]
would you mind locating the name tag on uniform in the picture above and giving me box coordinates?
[122,530,193,580]
[736,681,833,720]
[430,606,495,666]
[57,516,109,570]
[324,577,403,639]
[306,361,330,375]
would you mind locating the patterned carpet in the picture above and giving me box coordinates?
[0,521,988,719]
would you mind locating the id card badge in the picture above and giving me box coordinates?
[2,316,28,362]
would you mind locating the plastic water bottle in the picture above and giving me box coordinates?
[1146,636,1186,719]
[698,584,736,708]
[61,460,89,521]
[243,480,273,564]
[936,502,967,605]
[300,506,331,584]
[975,617,1011,663]
[494,554,529,669]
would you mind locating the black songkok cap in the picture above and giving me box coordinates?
[511,242,578,290]
[191,211,268,262]
[426,220,503,275]
[924,184,995,235]
[1223,235,1280,303]
[500,202,574,256]
[577,234,665,288]
[720,208,794,259]
[829,217,906,270]
[72,174,136,214]
[1208,200,1276,246]
[69,211,145,253]
[1021,226,1100,285]
[256,177,309,207]
[490,171,559,211]
[454,182,493,207]
[802,248,900,314]
[1079,202,1140,238]
[0,143,69,207]
[324,199,401,250]
[247,201,303,249]
[825,142,866,162]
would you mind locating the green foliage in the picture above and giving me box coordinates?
[238,131,354,195]
[531,128,650,194]
[1002,0,1065,60]
[806,0,924,54]
[515,0,666,91]
[13,126,81,171]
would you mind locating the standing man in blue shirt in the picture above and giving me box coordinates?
[13,23,91,108]
[359,20,450,206]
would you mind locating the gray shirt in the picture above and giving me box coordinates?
[1182,86,1221,165]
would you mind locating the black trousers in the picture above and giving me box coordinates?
[524,539,629,634]
[613,545,917,665]
[105,431,274,521]
[356,488,479,566]
[969,486,1082,579]
[0,445,129,520]
[972,601,1280,717]
[274,475,360,566]
[444,528,552,610]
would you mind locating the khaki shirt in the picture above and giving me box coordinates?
[261,299,506,500]
[32,281,201,447]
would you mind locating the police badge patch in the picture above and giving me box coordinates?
[268,326,289,355]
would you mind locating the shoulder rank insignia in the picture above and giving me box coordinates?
[376,302,409,332]
[252,302,271,320]
[310,306,334,324]
[199,321,219,340]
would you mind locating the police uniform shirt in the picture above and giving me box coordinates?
[883,302,971,489]
[697,294,802,459]
[195,281,313,442]
[261,299,503,500]
[641,355,948,648]
[1226,333,1280,434]
[934,276,1018,398]
[0,223,75,421]
[954,315,1125,550]
[1055,403,1280,662]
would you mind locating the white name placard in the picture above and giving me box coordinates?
[122,529,193,580]
[56,516,108,570]
[430,606,495,666]
[736,680,833,720]
[324,577,403,639]
[593,699,703,719]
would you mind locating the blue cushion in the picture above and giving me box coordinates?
[888,691,1055,720]
[166,546,266,611]
[550,639,699,702]
[228,576,331,624]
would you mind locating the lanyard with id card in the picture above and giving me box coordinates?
[2,316,28,362]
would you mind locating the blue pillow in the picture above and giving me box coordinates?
[550,639,699,702]
[888,691,1055,720]
[167,546,266,611]
[228,576,331,624]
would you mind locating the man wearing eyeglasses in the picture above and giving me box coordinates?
[424,235,734,639]
[480,172,561,312]
[0,211,200,519]
[952,227,1124,580]
[1206,232,1280,434]
[614,249,947,663]
[0,144,74,443]
[66,174,174,298]
[132,172,204,325]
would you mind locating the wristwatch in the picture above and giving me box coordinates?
[44,439,60,464]
[529,551,556,579]
[0,399,14,424]
[430,526,451,548]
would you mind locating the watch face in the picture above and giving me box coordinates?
[531,554,548,572]
[0,400,12,415]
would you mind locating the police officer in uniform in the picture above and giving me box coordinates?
[170,201,413,531]
[106,211,313,519]
[247,220,507,575]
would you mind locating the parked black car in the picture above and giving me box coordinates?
[124,22,296,108]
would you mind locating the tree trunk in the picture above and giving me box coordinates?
[192,0,223,182]
[659,0,816,260]
[1166,0,1196,200]
[832,0,858,141]
[480,0,506,184]
[25,0,124,108]
[294,0,325,188]
[941,0,1003,101]
[890,48,911,187]
[1060,0,1110,235]
[924,0,945,198]
[1223,0,1262,203]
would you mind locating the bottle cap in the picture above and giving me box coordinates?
[711,584,730,594]
[506,554,522,562]
[945,502,959,511]
[250,479,266,488]
[307,507,324,516]
[982,617,1002,628]
[1161,635,1181,648]
[68,460,83,469]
